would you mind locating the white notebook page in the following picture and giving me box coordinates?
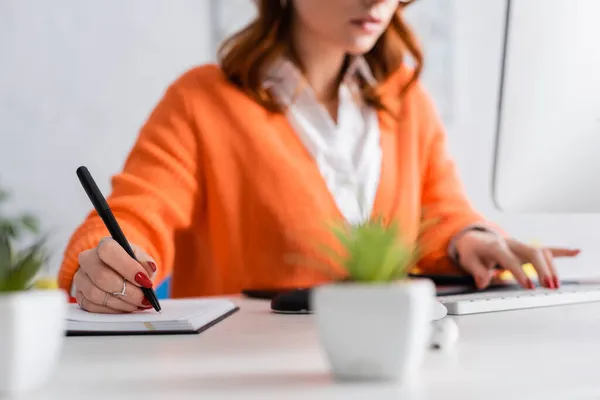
[67,298,236,323]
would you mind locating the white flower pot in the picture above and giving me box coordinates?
[0,290,68,395]
[312,279,435,383]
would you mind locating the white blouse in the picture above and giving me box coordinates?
[263,56,381,226]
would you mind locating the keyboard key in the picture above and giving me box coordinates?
[438,284,600,315]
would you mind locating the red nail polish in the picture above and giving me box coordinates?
[553,276,560,289]
[138,306,152,310]
[135,272,153,288]
[148,261,157,272]
[142,298,150,306]
[544,277,554,289]
[527,280,535,290]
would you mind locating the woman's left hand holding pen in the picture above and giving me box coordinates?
[73,237,158,314]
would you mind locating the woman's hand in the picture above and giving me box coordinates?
[454,230,580,290]
[73,238,157,314]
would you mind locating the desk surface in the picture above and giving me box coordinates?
[21,297,600,400]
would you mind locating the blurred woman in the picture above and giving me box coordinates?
[59,0,579,313]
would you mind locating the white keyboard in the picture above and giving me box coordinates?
[438,284,600,315]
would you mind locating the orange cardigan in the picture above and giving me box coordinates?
[58,64,487,297]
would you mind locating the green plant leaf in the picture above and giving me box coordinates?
[1,238,47,292]
[0,234,11,289]
[19,214,39,233]
[316,243,346,265]
[316,217,431,283]
[0,222,17,239]
[391,247,419,281]
[329,223,353,249]
[0,185,49,292]
[372,245,406,281]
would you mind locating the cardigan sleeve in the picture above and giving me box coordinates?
[58,79,202,292]
[411,83,504,275]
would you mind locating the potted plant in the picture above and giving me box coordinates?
[310,217,436,383]
[0,187,68,396]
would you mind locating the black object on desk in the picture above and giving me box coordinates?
[265,285,491,314]
[263,275,484,314]
[408,273,478,287]
[242,288,312,314]
[241,289,284,300]
[263,274,578,314]
[270,289,312,314]
[76,166,161,312]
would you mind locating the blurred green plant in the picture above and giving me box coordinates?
[287,216,439,283]
[0,187,50,292]
[321,218,423,283]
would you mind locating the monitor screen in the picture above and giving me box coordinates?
[493,0,600,213]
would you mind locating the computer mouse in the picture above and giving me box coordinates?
[432,300,448,321]
[270,288,312,314]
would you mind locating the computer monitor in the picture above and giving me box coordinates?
[493,0,600,213]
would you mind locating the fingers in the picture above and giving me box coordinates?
[542,248,560,289]
[488,242,533,289]
[78,247,148,307]
[73,269,139,313]
[132,244,158,279]
[78,248,122,290]
[96,238,154,289]
[458,230,578,291]
[76,290,123,314]
[508,239,554,289]
[459,256,493,289]
[547,248,581,257]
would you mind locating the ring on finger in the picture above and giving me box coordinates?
[78,291,88,311]
[103,292,110,307]
[111,278,127,297]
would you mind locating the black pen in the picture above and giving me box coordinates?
[76,166,161,312]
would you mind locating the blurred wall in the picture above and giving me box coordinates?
[0,0,212,266]
[0,0,596,277]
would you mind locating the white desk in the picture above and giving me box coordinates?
[20,297,600,400]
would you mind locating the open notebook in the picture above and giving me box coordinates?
[66,298,239,336]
